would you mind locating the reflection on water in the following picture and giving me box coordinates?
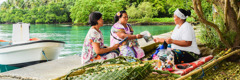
[0,24,174,58]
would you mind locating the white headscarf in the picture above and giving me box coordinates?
[174,8,187,19]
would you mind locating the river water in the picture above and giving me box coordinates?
[0,24,174,57]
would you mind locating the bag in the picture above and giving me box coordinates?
[152,41,175,71]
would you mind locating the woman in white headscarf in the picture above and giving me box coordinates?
[154,8,200,64]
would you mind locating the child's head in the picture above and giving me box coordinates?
[114,10,128,24]
[89,12,103,26]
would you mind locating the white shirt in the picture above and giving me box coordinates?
[171,22,200,55]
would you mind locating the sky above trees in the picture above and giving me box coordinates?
[0,0,6,5]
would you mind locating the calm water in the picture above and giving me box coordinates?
[0,24,174,57]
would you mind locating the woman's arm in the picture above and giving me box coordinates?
[166,38,192,47]
[116,32,142,40]
[92,42,119,54]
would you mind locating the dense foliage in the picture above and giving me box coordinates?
[194,0,240,48]
[70,0,127,24]
[126,2,157,23]
[0,0,188,24]
[0,0,75,23]
[199,14,237,48]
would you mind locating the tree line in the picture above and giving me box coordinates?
[0,0,75,24]
[1,0,239,48]
[0,0,185,24]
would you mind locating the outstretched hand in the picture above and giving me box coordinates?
[136,34,143,39]
[165,38,173,44]
[153,38,165,43]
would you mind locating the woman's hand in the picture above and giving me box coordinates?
[92,42,119,54]
[165,38,173,44]
[112,44,120,50]
[136,34,143,39]
[154,38,165,43]
[116,32,142,40]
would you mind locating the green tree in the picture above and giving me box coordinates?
[70,0,128,24]
[138,2,157,18]
[192,0,240,48]
[127,0,168,17]
[126,3,140,19]
[166,0,192,16]
[126,2,157,22]
[0,0,74,23]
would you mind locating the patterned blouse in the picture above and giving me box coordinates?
[110,23,145,59]
[81,28,104,63]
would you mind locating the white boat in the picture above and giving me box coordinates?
[0,40,64,67]
[0,23,65,68]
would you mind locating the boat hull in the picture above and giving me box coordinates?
[0,40,64,65]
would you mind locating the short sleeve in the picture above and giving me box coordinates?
[112,23,125,33]
[90,30,101,43]
[181,25,193,41]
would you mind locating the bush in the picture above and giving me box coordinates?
[0,1,71,23]
[126,2,157,23]
[198,15,236,48]
[70,0,128,24]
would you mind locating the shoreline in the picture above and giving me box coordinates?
[0,22,176,26]
[0,21,200,26]
[0,22,200,26]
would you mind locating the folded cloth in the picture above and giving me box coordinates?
[171,55,213,75]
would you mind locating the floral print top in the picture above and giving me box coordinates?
[110,23,145,59]
[110,23,134,46]
[81,28,104,63]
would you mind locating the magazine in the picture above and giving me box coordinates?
[140,31,153,42]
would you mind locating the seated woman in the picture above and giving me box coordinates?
[154,9,200,64]
[110,10,145,59]
[81,12,119,64]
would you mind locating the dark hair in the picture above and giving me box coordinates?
[89,11,102,26]
[179,9,191,17]
[114,10,127,23]
[179,9,191,21]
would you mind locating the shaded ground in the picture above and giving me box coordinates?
[202,61,240,80]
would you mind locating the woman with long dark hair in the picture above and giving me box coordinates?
[110,10,145,60]
[81,12,119,64]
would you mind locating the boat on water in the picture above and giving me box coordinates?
[0,40,64,67]
[0,23,65,69]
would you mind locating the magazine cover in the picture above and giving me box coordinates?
[140,31,154,42]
